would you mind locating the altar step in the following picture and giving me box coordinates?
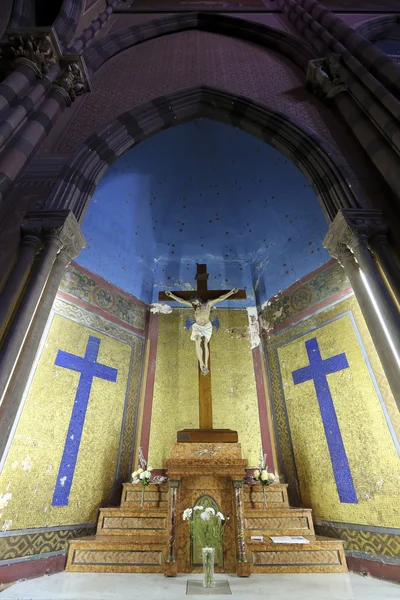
[244,507,315,537]
[66,534,167,573]
[120,483,169,508]
[243,484,290,509]
[96,508,168,537]
[248,536,347,573]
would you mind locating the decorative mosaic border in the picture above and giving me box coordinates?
[266,295,400,509]
[0,525,95,563]
[261,260,351,334]
[59,263,147,332]
[314,520,400,562]
[53,298,145,494]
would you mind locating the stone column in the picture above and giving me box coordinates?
[324,210,400,405]
[232,480,251,577]
[69,0,123,54]
[0,57,90,206]
[0,210,84,462]
[0,65,60,151]
[0,28,62,121]
[369,234,400,303]
[0,211,84,404]
[0,221,42,339]
[164,479,180,577]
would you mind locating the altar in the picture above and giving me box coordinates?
[66,441,347,575]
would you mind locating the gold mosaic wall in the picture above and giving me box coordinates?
[267,294,400,531]
[148,309,262,468]
[0,299,144,551]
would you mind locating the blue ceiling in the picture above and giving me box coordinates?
[76,119,330,306]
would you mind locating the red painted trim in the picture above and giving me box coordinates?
[0,553,66,585]
[347,556,400,584]
[252,345,275,471]
[265,286,353,337]
[57,290,146,338]
[70,261,149,309]
[140,313,160,459]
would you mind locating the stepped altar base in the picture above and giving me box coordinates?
[164,442,249,576]
[66,442,347,575]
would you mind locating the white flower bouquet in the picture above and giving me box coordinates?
[131,447,167,508]
[254,447,279,509]
[183,505,226,588]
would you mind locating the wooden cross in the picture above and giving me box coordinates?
[159,264,246,434]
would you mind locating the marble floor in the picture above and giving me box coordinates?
[0,572,398,600]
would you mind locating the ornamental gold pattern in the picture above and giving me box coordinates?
[0,526,95,562]
[314,522,400,559]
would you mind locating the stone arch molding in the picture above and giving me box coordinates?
[355,15,400,42]
[83,12,315,75]
[44,86,361,224]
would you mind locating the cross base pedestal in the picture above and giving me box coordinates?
[176,429,238,443]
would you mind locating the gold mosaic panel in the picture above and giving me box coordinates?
[252,550,341,566]
[149,310,262,468]
[0,526,95,561]
[267,295,400,529]
[0,314,131,530]
[314,522,400,559]
[73,549,162,566]
[245,517,310,530]
[102,517,166,530]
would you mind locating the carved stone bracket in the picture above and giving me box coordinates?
[0,27,62,77]
[323,209,389,260]
[306,54,347,101]
[21,210,85,259]
[53,55,91,105]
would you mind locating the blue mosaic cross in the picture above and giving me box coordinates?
[292,337,358,504]
[52,335,118,507]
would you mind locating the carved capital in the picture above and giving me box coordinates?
[169,479,180,489]
[53,56,90,105]
[232,480,243,489]
[21,210,85,259]
[306,54,347,101]
[0,27,62,77]
[323,209,388,259]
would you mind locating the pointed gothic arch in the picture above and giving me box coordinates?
[44,85,363,226]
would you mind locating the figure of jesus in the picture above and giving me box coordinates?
[164,288,238,375]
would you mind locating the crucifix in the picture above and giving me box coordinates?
[159,264,246,442]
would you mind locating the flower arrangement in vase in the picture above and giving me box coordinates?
[253,447,279,509]
[131,448,167,509]
[183,506,226,588]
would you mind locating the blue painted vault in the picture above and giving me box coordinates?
[76,119,330,306]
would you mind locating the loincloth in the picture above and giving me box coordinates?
[190,321,212,341]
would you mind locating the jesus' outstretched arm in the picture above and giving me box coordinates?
[164,290,193,307]
[209,288,238,307]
